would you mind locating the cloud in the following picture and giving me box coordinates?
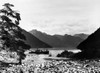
[31,18,98,35]
[0,0,100,35]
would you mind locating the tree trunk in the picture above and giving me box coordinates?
[19,56,22,65]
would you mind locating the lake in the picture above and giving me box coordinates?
[24,48,81,64]
[30,48,81,57]
[49,49,81,56]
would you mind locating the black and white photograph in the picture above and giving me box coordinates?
[0,0,100,73]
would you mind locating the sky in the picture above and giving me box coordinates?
[0,0,100,35]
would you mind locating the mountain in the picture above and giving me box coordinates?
[77,27,100,50]
[74,33,88,40]
[22,29,52,48]
[29,29,88,48]
[74,27,100,59]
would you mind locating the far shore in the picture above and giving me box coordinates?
[30,48,79,50]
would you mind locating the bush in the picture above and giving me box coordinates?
[57,50,74,58]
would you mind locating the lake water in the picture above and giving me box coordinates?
[25,48,81,64]
[29,48,81,57]
[49,49,81,57]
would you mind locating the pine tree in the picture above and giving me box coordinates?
[0,3,31,64]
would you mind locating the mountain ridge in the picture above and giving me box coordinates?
[29,29,88,48]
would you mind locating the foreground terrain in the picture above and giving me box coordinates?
[1,59,100,73]
[0,50,100,73]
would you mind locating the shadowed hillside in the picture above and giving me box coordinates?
[74,27,100,59]
[22,29,52,48]
[77,27,100,50]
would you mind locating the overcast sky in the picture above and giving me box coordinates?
[0,0,100,35]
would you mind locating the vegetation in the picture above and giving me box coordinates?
[57,50,74,58]
[0,3,31,64]
[29,49,49,54]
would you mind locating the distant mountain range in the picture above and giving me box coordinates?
[29,30,89,48]
[22,29,52,48]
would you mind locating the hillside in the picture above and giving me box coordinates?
[22,29,52,48]
[74,28,100,59]
[77,27,100,50]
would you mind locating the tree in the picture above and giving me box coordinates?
[0,3,31,64]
